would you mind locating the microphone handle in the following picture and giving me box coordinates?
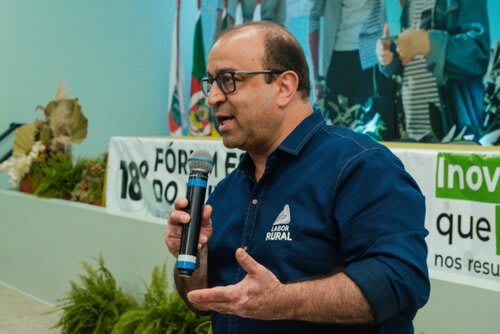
[177,171,208,276]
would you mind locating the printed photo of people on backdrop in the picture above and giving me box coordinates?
[168,0,499,146]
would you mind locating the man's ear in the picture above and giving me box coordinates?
[276,71,299,107]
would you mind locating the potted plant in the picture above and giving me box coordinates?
[111,264,212,334]
[0,80,88,193]
[71,154,107,206]
[54,256,212,334]
[54,255,137,334]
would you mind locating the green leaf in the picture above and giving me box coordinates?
[53,254,136,334]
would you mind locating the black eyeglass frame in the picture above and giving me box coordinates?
[200,70,284,97]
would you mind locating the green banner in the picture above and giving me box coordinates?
[435,153,500,204]
[496,206,500,256]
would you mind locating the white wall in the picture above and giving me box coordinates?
[0,189,172,304]
[0,0,175,158]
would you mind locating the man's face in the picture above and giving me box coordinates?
[206,29,285,155]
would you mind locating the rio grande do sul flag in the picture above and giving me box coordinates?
[189,11,219,137]
[167,1,185,136]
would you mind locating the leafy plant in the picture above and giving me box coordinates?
[0,80,88,186]
[112,264,212,334]
[71,153,107,206]
[326,94,386,140]
[480,41,500,145]
[26,153,86,199]
[54,254,137,334]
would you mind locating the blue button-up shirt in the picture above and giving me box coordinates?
[207,111,430,334]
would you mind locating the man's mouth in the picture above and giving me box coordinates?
[217,116,234,130]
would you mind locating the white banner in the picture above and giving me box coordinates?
[390,147,499,292]
[106,137,499,291]
[106,137,243,219]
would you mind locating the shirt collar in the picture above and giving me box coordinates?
[278,110,325,155]
[238,110,325,174]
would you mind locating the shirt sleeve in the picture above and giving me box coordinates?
[425,0,490,86]
[309,0,325,33]
[216,0,223,10]
[334,148,430,323]
[227,0,237,18]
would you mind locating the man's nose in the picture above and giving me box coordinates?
[207,82,226,106]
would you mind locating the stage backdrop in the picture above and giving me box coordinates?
[172,1,500,143]
[106,137,499,292]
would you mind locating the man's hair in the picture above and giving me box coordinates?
[218,21,311,99]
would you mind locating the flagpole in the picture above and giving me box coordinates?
[167,0,185,135]
[176,0,181,86]
[176,0,184,135]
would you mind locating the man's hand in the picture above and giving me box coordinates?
[164,198,213,258]
[377,23,394,66]
[396,28,430,65]
[187,248,374,324]
[187,248,285,320]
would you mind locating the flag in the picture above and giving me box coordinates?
[189,11,220,137]
[167,3,186,136]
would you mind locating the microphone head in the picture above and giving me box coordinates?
[188,150,214,173]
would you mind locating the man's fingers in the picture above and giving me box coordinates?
[169,209,191,224]
[202,204,213,222]
[173,197,188,210]
[378,24,391,51]
[235,248,261,275]
[188,286,233,304]
[381,40,391,50]
[383,22,390,37]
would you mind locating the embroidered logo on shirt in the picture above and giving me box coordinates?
[265,204,292,241]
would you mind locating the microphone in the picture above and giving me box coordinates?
[176,150,214,277]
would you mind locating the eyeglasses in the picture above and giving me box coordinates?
[200,70,284,97]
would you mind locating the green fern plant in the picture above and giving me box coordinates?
[29,153,86,199]
[111,264,212,334]
[53,254,137,334]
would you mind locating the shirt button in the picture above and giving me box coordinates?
[251,199,258,205]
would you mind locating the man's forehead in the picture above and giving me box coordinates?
[224,27,263,40]
[208,30,265,74]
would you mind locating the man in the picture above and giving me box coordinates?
[309,0,398,140]
[165,21,430,333]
